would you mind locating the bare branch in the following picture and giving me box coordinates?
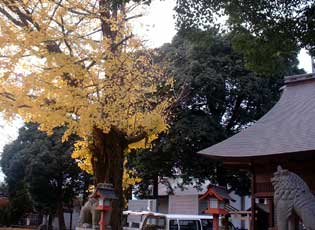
[3,0,40,30]
[166,82,191,114]
[112,34,133,49]
[75,57,90,64]
[30,1,40,14]
[65,16,86,35]
[126,3,142,13]
[86,60,97,70]
[86,34,133,70]
[79,28,102,39]
[0,91,15,101]
[18,104,32,109]
[0,6,25,27]
[68,8,90,16]
[47,0,63,26]
[60,16,73,56]
[125,14,143,21]
[64,39,73,56]
[0,54,32,58]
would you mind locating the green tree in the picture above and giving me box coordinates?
[1,123,89,229]
[0,182,8,196]
[175,0,315,73]
[0,134,33,225]
[128,29,303,197]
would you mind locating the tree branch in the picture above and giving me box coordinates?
[0,92,15,101]
[0,6,25,27]
[125,14,143,21]
[166,82,191,113]
[60,16,73,56]
[86,34,133,70]
[2,0,40,30]
[226,95,244,131]
[113,34,133,50]
[47,0,63,27]
[126,132,147,144]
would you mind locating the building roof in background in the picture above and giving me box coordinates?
[199,73,315,160]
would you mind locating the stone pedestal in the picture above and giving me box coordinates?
[76,227,111,230]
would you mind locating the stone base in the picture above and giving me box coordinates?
[76,228,97,230]
[76,227,111,230]
[76,227,99,230]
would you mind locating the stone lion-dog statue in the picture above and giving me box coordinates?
[79,195,100,229]
[271,166,315,230]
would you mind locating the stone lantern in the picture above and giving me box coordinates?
[91,183,118,230]
[199,185,234,230]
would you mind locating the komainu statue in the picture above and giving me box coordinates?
[271,166,315,230]
[79,196,100,229]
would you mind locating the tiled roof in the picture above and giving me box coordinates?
[199,185,235,201]
[199,73,315,159]
[211,185,234,201]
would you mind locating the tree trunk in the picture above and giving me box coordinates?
[48,214,53,230]
[92,127,127,230]
[57,203,66,230]
[153,176,159,199]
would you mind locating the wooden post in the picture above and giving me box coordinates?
[69,210,73,230]
[241,196,245,229]
[250,163,256,230]
[213,214,220,230]
[99,211,106,230]
[267,198,273,228]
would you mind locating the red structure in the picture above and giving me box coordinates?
[92,183,117,230]
[95,201,112,230]
[199,185,234,230]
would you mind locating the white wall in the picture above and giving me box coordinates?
[229,192,251,230]
[128,199,157,212]
[168,195,199,215]
[52,209,80,230]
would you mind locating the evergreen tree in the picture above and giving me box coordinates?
[175,0,314,73]
[1,123,90,229]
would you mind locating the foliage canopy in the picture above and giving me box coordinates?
[0,0,170,171]
[0,1,172,227]
[175,0,315,73]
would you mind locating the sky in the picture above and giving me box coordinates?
[131,0,177,48]
[0,0,313,182]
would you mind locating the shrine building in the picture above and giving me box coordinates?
[199,73,315,230]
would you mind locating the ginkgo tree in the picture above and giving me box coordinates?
[0,0,171,228]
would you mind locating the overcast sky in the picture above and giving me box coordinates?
[0,0,312,181]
